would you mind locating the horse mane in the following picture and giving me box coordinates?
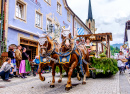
[46,36,54,51]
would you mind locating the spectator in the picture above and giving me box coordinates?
[19,47,31,78]
[125,53,130,70]
[117,51,126,74]
[15,45,22,76]
[33,56,40,76]
[8,46,17,77]
[0,58,14,82]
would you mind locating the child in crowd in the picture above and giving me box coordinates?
[33,56,40,76]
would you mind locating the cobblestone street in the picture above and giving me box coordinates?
[1,71,129,94]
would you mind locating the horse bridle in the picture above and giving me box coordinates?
[62,37,73,49]
[39,37,49,56]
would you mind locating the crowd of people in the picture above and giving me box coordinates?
[0,45,41,82]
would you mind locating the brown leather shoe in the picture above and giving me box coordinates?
[3,79,11,82]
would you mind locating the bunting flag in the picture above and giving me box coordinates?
[77,28,84,35]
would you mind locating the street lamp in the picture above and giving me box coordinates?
[49,24,53,33]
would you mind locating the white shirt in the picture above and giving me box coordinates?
[117,55,125,67]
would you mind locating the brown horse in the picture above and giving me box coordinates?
[37,34,62,87]
[60,27,90,90]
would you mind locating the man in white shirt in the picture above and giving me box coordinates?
[0,58,13,82]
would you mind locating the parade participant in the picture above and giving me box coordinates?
[19,47,31,78]
[8,46,17,77]
[15,45,22,76]
[76,39,80,46]
[0,58,14,82]
[85,38,92,52]
[117,51,126,73]
[82,38,85,44]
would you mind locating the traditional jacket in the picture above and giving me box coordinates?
[8,51,15,59]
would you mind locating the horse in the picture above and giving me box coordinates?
[37,33,62,87]
[59,26,90,90]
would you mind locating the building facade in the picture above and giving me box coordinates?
[4,0,91,60]
[124,20,130,52]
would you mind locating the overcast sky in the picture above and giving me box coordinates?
[67,0,130,44]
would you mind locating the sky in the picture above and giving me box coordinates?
[66,0,130,44]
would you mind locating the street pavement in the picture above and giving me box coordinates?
[0,71,130,94]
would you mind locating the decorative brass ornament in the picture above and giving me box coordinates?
[122,44,127,48]
[89,35,96,40]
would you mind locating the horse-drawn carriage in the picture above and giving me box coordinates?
[37,26,90,91]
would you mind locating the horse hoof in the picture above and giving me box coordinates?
[82,82,86,84]
[43,77,45,81]
[50,85,55,88]
[65,86,72,91]
[58,79,62,83]
[40,77,45,81]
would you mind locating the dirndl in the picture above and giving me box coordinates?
[11,59,17,72]
[25,60,31,72]
[19,60,26,73]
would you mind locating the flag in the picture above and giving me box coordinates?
[77,28,84,35]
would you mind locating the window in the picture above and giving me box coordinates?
[47,19,52,31]
[15,0,27,22]
[45,0,49,2]
[89,23,91,29]
[54,24,60,37]
[44,0,51,6]
[57,3,61,14]
[67,12,71,22]
[35,12,42,28]
[16,2,23,18]
[75,22,77,29]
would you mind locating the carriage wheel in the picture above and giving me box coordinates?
[92,71,96,79]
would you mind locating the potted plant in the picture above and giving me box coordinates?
[99,53,106,59]
[1,39,8,57]
[90,51,95,57]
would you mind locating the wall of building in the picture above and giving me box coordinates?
[7,0,74,48]
[127,30,130,51]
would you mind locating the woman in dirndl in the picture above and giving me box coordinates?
[19,47,31,78]
[85,38,92,53]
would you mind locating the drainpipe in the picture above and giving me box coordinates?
[73,15,75,36]
[3,0,6,51]
[0,0,4,56]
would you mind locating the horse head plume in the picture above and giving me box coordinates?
[61,26,71,39]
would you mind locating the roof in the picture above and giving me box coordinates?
[87,0,93,21]
[64,0,92,34]
[77,33,113,42]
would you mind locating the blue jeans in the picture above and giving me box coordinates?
[0,70,10,80]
